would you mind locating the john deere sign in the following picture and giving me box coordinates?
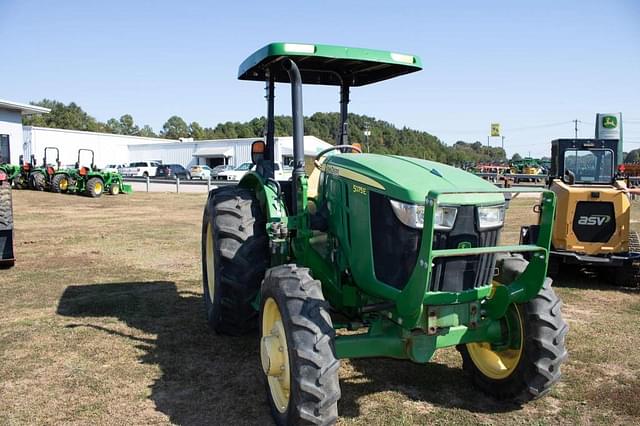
[595,112,623,165]
[596,113,621,139]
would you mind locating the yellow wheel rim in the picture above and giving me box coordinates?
[467,305,524,380]
[59,178,68,191]
[205,223,215,302]
[94,182,103,195]
[261,297,290,413]
[111,185,120,195]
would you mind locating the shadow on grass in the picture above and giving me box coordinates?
[56,281,271,426]
[338,357,519,418]
[551,265,640,293]
[56,281,522,424]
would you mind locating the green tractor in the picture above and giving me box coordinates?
[58,149,132,197]
[202,43,568,425]
[0,155,36,190]
[0,166,15,268]
[29,147,64,191]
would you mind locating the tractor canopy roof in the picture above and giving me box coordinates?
[325,154,505,205]
[238,42,422,86]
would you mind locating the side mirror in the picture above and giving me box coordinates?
[251,140,266,164]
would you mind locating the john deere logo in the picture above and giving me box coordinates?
[602,116,617,129]
[458,241,472,249]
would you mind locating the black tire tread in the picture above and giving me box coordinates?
[262,265,340,426]
[51,174,66,193]
[31,172,46,191]
[86,177,103,198]
[201,185,268,335]
[0,181,13,230]
[614,232,640,288]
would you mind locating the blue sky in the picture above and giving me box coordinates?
[1,0,639,157]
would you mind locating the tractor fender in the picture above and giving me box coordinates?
[238,171,287,222]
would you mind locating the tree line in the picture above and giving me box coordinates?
[23,99,508,165]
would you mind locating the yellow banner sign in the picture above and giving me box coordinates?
[491,123,500,137]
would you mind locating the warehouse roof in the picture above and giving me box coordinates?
[0,99,51,115]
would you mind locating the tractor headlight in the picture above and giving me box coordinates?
[477,205,505,230]
[390,200,457,230]
[434,206,457,230]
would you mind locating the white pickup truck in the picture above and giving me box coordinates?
[217,162,292,181]
[120,161,162,177]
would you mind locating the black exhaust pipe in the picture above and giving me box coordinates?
[282,59,304,214]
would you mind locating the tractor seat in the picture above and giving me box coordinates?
[307,156,326,201]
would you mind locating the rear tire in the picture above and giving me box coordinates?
[30,172,46,191]
[86,177,104,198]
[201,185,268,335]
[458,255,568,403]
[260,265,341,425]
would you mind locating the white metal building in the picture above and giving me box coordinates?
[0,99,50,164]
[0,98,332,168]
[23,126,179,168]
[128,136,332,168]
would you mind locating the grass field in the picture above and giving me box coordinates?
[1,190,639,425]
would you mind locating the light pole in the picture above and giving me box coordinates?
[363,124,371,153]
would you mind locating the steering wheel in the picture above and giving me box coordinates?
[314,144,362,168]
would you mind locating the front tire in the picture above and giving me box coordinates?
[51,174,68,193]
[260,265,341,426]
[86,177,104,198]
[458,255,568,403]
[201,185,268,335]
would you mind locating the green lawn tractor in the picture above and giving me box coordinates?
[0,166,15,268]
[29,147,64,191]
[57,149,132,197]
[201,43,568,425]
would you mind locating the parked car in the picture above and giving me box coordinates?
[217,162,292,181]
[156,164,190,180]
[120,161,161,177]
[211,164,234,179]
[190,165,212,180]
[217,162,255,181]
[104,163,127,173]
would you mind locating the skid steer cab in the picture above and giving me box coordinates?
[521,138,640,287]
[201,42,568,425]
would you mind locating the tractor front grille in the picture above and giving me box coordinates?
[370,194,501,292]
[430,205,500,292]
[370,192,421,290]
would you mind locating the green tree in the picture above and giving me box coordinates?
[105,118,121,134]
[512,153,523,161]
[161,116,189,139]
[119,114,139,135]
[625,149,640,163]
[189,121,206,140]
[139,125,157,138]
[23,99,101,131]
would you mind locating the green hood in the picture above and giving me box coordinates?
[325,154,505,205]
